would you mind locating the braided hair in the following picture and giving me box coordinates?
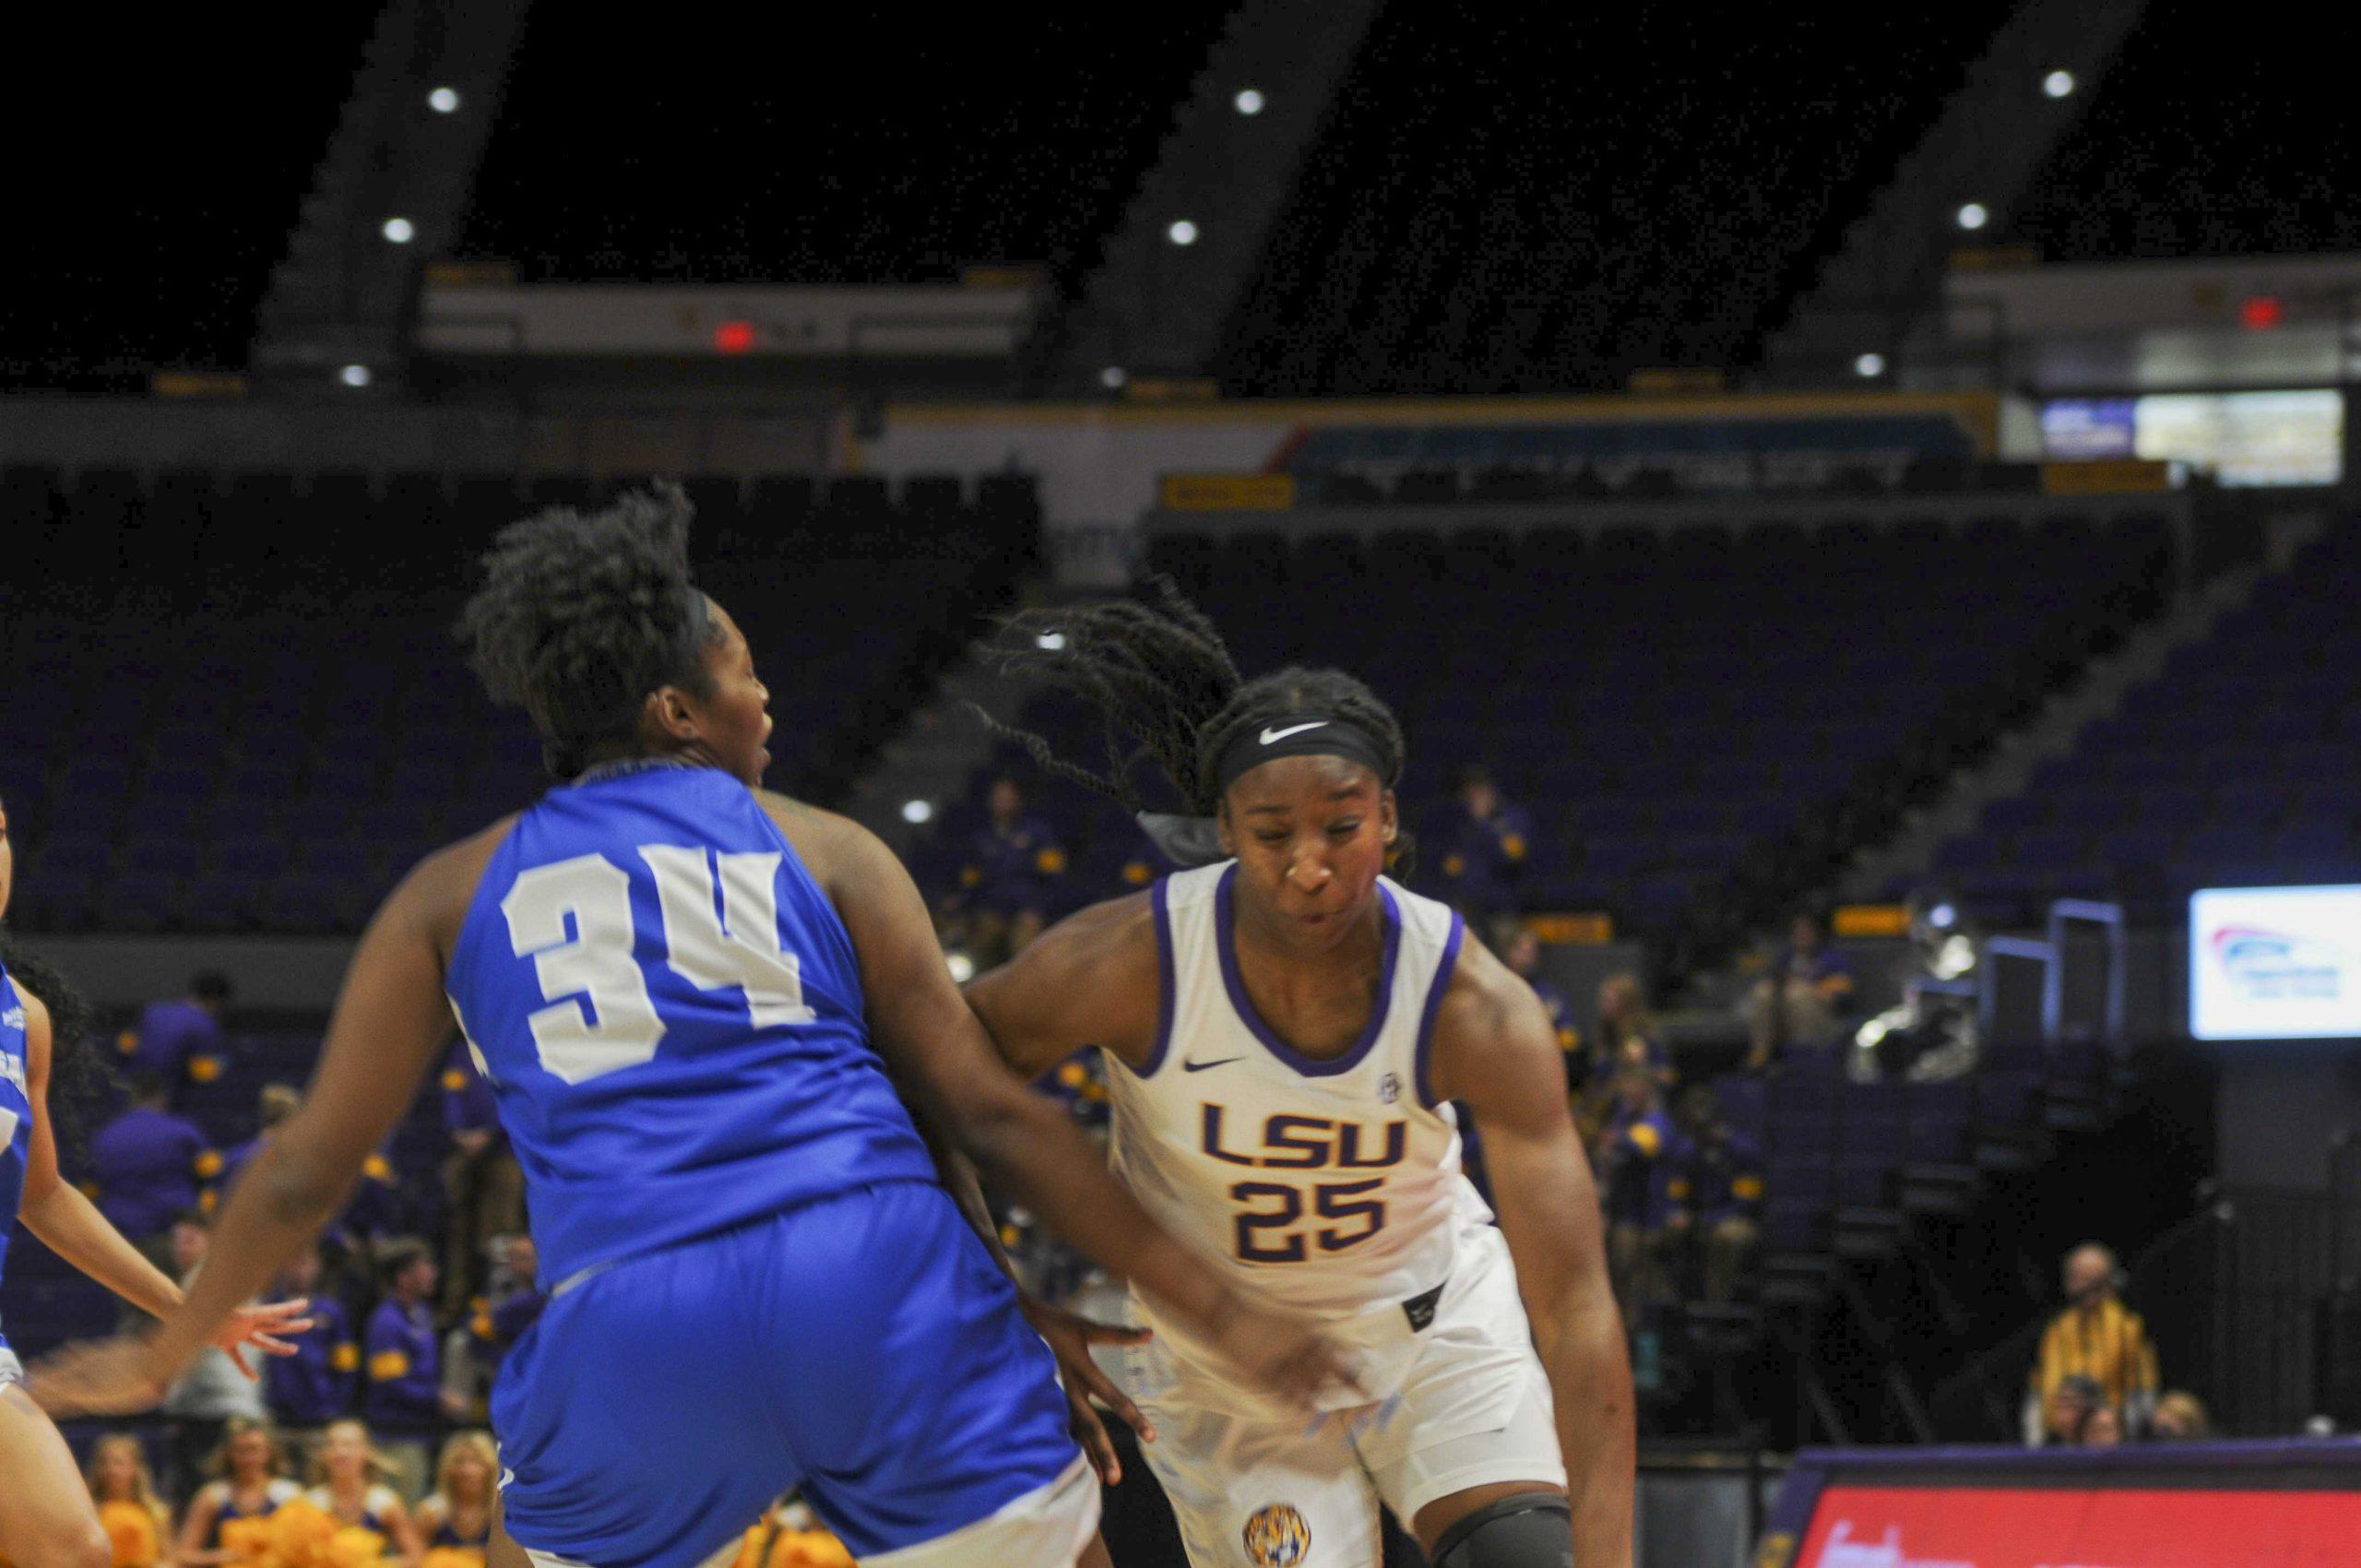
[0,930,104,1153]
[977,578,1414,864]
[457,483,720,779]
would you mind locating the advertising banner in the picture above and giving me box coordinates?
[1795,1481,2361,1568]
[2190,885,2361,1040]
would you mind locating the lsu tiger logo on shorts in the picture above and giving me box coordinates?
[1243,1503,1311,1567]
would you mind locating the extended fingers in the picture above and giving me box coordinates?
[1073,1358,1156,1443]
[1069,1390,1122,1486]
[1075,1319,1154,1347]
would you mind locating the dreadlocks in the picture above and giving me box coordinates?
[0,930,104,1153]
[978,577,1412,860]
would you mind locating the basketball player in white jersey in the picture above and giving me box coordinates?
[963,584,1633,1568]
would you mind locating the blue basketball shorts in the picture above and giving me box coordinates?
[491,1179,1083,1568]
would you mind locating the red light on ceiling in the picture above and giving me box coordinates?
[714,319,756,354]
[2240,295,2284,330]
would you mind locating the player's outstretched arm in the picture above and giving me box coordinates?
[1431,944,1636,1568]
[14,984,184,1319]
[12,983,312,1379]
[35,851,468,1413]
[802,807,1350,1408]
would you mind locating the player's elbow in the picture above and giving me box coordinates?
[933,1075,1050,1182]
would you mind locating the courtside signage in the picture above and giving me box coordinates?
[1797,1482,2361,1567]
[2190,884,2361,1040]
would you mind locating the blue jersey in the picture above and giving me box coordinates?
[445,765,937,1289]
[0,967,30,1308]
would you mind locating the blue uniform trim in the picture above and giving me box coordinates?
[1140,878,1177,1079]
[1413,909,1466,1109]
[0,966,31,1310]
[1214,865,1401,1076]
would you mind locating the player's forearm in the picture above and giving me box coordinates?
[951,1086,1228,1326]
[1537,1290,1635,1568]
[905,1089,1022,1277]
[19,1182,183,1320]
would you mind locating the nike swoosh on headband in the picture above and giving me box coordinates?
[1260,720,1331,744]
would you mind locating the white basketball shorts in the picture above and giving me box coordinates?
[1109,1226,1565,1568]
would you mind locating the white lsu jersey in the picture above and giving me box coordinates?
[1104,862,1498,1410]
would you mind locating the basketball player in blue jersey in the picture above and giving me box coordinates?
[0,792,311,1568]
[37,491,1346,1568]
[960,585,1635,1568]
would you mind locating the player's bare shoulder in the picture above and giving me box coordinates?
[750,787,879,890]
[398,812,522,955]
[968,891,1164,1074]
[1426,929,1561,1102]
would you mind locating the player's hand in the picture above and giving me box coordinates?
[1202,1295,1362,1412]
[209,1298,314,1380]
[28,1336,172,1417]
[1020,1297,1155,1486]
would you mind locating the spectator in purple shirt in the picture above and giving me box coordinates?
[117,971,232,1098]
[1745,911,1857,1070]
[1500,926,1581,1083]
[1598,1068,1687,1326]
[438,1042,523,1315]
[1673,1087,1764,1303]
[264,1241,357,1441]
[89,1072,218,1253]
[951,776,1068,963]
[1429,766,1536,920]
[364,1238,459,1499]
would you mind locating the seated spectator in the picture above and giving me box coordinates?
[951,776,1068,963]
[2149,1389,2212,1440]
[90,1072,217,1253]
[1674,1087,1764,1302]
[1499,925,1581,1078]
[1428,766,1534,919]
[2080,1405,2125,1447]
[118,970,233,1097]
[163,1213,267,1502]
[414,1431,498,1560]
[1576,975,1674,1140]
[2040,1374,2104,1449]
[1598,1067,1686,1326]
[2025,1242,2159,1445]
[175,1420,299,1568]
[86,1432,171,1568]
[438,1042,522,1317]
[217,1082,301,1196]
[265,1241,357,1442]
[303,1419,422,1556]
[1745,911,1857,1071]
[363,1239,457,1499]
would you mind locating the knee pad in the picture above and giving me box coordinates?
[1430,1492,1573,1568]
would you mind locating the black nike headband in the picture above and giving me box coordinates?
[1210,711,1392,794]
[1133,714,1395,870]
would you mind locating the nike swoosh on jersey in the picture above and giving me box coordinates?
[1182,1056,1244,1073]
[1260,720,1330,744]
